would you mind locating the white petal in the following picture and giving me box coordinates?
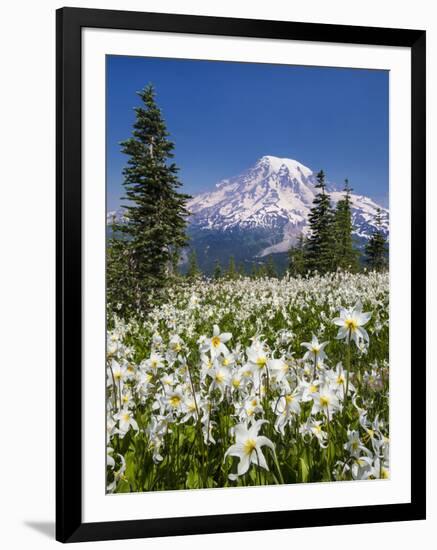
[237,453,251,476]
[253,448,269,471]
[358,312,372,325]
[257,435,275,452]
[131,418,139,431]
[224,443,244,459]
[234,424,249,442]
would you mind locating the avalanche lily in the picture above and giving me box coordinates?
[206,325,232,357]
[332,302,372,347]
[225,419,275,480]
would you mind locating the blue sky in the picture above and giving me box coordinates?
[107,56,389,210]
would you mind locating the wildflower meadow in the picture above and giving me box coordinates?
[106,270,389,493]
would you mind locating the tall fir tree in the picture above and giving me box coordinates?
[305,170,336,274]
[213,259,222,280]
[288,233,307,277]
[227,255,237,279]
[333,179,360,272]
[107,84,191,315]
[186,249,201,279]
[265,256,277,278]
[365,208,388,271]
[250,263,258,279]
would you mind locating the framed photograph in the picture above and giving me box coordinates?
[56,7,426,543]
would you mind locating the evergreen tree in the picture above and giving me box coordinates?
[265,256,277,278]
[256,263,267,278]
[186,249,200,279]
[365,208,388,271]
[107,84,191,315]
[305,170,336,274]
[288,233,306,277]
[250,263,258,279]
[227,255,237,279]
[333,179,360,272]
[213,259,222,279]
[237,262,246,278]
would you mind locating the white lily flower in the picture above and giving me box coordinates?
[207,325,232,357]
[274,392,301,434]
[143,352,165,374]
[115,407,139,436]
[209,365,231,399]
[246,339,269,372]
[344,429,367,458]
[311,384,340,417]
[165,386,184,411]
[332,302,372,347]
[299,418,328,448]
[301,334,329,363]
[225,419,275,479]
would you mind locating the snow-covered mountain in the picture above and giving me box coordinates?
[188,155,388,258]
[107,156,388,273]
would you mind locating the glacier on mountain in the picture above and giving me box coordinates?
[187,155,388,257]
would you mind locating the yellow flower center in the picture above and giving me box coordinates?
[222,358,230,366]
[310,385,318,393]
[337,375,345,385]
[345,318,358,331]
[320,395,330,408]
[215,372,225,383]
[169,395,181,407]
[247,407,254,417]
[121,413,130,422]
[251,398,258,406]
[212,336,221,348]
[244,439,257,455]
[151,360,158,370]
[232,378,240,388]
[256,356,267,368]
[285,395,294,404]
[381,468,389,479]
[114,371,122,381]
[311,346,320,354]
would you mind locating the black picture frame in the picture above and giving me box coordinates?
[56,6,426,543]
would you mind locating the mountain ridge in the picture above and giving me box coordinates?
[107,155,388,273]
[186,155,388,258]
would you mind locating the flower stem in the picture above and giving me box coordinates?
[272,450,285,485]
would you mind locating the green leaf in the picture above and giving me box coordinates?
[117,479,131,493]
[186,470,200,490]
[299,457,309,483]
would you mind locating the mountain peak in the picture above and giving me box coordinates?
[255,155,313,179]
[187,155,388,254]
